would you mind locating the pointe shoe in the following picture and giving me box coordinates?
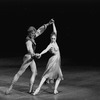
[54,90,58,94]
[33,88,40,95]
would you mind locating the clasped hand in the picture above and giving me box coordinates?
[35,53,41,59]
[49,19,54,25]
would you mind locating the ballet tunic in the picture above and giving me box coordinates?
[42,42,63,83]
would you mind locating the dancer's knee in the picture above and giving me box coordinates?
[31,70,37,76]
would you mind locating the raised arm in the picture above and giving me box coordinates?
[40,44,51,56]
[35,20,53,38]
[52,20,57,35]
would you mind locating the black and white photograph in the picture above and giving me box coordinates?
[0,0,100,100]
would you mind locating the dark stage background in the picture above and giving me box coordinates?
[0,0,100,66]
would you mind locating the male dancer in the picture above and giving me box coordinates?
[6,19,53,94]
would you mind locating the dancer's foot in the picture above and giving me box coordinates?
[33,88,40,95]
[28,91,32,94]
[5,88,11,95]
[54,90,58,94]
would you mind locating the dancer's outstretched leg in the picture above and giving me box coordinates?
[5,62,31,94]
[29,60,37,93]
[33,77,46,95]
[54,78,61,94]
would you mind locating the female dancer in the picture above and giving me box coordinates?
[6,20,53,94]
[33,19,63,95]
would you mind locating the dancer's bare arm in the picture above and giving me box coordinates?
[35,19,53,37]
[40,44,51,56]
[52,20,57,35]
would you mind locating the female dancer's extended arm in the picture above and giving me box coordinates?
[52,19,57,35]
[40,44,51,56]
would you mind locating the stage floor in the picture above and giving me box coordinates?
[0,58,100,100]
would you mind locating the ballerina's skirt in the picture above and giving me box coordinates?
[42,55,63,83]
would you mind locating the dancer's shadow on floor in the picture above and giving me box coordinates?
[0,80,27,93]
[41,88,62,95]
[16,86,29,93]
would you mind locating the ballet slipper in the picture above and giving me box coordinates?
[5,89,11,95]
[54,90,58,94]
[33,88,40,95]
